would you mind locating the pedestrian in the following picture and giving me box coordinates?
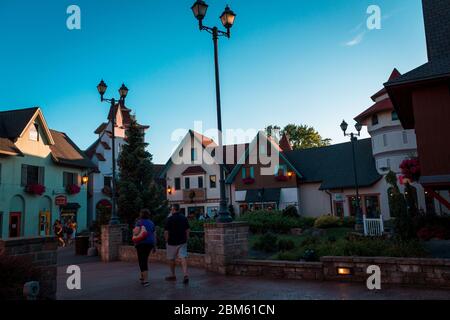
[164,204,190,284]
[132,209,156,287]
[53,220,65,247]
[65,220,74,245]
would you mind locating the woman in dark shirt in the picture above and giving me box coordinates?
[134,209,156,287]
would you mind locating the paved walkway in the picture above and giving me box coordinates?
[57,248,450,300]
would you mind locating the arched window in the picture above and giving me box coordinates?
[371,114,379,125]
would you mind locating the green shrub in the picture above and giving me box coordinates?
[188,234,205,253]
[155,227,166,249]
[238,210,311,234]
[277,239,295,252]
[189,220,205,232]
[314,215,341,229]
[282,205,299,218]
[302,249,318,261]
[276,251,301,261]
[253,233,279,252]
[339,216,356,228]
[300,236,320,247]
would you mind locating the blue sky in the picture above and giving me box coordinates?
[0,0,427,163]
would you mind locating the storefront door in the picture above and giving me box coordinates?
[39,211,51,236]
[9,212,21,238]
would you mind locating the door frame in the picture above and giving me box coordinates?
[39,211,51,236]
[9,212,22,238]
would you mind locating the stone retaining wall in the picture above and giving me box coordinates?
[0,236,57,299]
[119,246,205,268]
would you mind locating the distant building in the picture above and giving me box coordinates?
[385,0,450,215]
[0,107,95,238]
[85,103,149,225]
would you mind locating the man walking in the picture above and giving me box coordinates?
[164,204,190,284]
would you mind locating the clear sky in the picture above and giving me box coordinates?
[0,0,427,164]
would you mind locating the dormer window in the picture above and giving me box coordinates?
[29,123,39,141]
[371,115,379,126]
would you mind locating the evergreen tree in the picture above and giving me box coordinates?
[117,117,167,226]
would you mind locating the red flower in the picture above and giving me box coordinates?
[400,158,421,182]
[24,184,46,196]
[66,184,81,195]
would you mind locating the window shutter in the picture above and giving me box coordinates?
[21,164,27,186]
[38,167,45,185]
[241,168,246,179]
[250,167,255,179]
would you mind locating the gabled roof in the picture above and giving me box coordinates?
[49,130,97,169]
[370,68,401,101]
[85,138,101,159]
[284,138,381,190]
[182,166,207,176]
[94,122,108,134]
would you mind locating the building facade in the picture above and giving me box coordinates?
[0,107,95,238]
[85,103,149,225]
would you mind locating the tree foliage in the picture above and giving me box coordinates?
[265,124,331,150]
[117,117,167,226]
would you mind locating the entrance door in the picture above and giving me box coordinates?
[9,212,21,238]
[39,211,51,236]
[334,201,344,218]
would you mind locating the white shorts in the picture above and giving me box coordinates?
[166,243,188,260]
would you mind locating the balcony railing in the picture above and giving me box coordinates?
[183,188,207,203]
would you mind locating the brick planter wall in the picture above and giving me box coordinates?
[229,259,324,280]
[321,256,450,288]
[101,224,126,262]
[0,236,57,300]
[119,246,205,268]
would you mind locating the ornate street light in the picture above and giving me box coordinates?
[191,1,236,223]
[96,80,129,225]
[340,120,363,231]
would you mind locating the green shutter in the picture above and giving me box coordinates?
[21,164,27,186]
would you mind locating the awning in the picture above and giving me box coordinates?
[245,188,281,203]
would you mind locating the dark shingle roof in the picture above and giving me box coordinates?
[49,130,97,169]
[284,139,381,190]
[0,107,39,139]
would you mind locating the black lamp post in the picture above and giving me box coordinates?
[340,120,364,231]
[191,1,236,223]
[96,80,129,225]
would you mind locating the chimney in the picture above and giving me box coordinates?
[422,0,450,62]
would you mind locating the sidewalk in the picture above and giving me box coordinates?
[57,248,450,300]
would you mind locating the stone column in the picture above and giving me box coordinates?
[204,222,249,275]
[101,224,126,262]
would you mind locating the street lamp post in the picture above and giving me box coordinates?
[96,80,129,225]
[191,1,236,223]
[340,120,364,231]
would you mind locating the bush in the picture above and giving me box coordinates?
[188,234,205,253]
[282,205,299,218]
[238,210,312,234]
[314,215,341,229]
[277,239,295,252]
[339,216,356,228]
[276,251,301,261]
[155,227,166,249]
[189,220,205,232]
[0,254,41,300]
[253,233,279,252]
[302,249,318,262]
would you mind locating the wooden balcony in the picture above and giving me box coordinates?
[183,188,207,203]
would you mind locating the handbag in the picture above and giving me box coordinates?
[132,225,148,244]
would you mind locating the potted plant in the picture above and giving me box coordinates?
[66,184,81,195]
[24,184,46,196]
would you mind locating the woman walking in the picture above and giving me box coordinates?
[53,220,65,247]
[132,209,156,287]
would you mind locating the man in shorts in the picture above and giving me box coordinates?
[164,204,190,284]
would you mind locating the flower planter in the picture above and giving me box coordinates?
[242,178,255,185]
[275,175,288,182]
[66,184,81,195]
[24,184,46,196]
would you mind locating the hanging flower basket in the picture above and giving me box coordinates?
[400,158,421,182]
[24,184,46,196]
[66,184,81,195]
[242,177,255,185]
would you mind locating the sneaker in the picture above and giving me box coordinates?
[165,276,177,281]
[142,282,150,287]
[183,276,189,285]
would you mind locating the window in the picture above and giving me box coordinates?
[402,131,408,144]
[63,172,78,187]
[198,176,203,189]
[21,164,44,186]
[179,148,183,157]
[241,168,247,178]
[174,177,181,190]
[209,175,216,188]
[371,114,379,125]
[275,164,287,176]
[185,177,190,190]
[392,111,399,121]
[191,148,197,161]
[364,195,380,218]
[249,167,255,179]
[104,176,112,188]
[383,134,388,147]
[29,123,39,141]
[211,148,216,158]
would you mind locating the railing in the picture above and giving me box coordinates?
[363,214,384,236]
[182,188,207,203]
